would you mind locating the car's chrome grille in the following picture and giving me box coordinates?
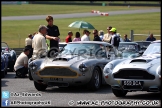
[113,69,155,80]
[39,67,77,76]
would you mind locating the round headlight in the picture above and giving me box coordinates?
[104,68,110,74]
[107,63,113,70]
[29,62,37,70]
[79,63,88,72]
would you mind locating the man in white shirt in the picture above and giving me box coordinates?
[14,47,30,78]
[81,29,91,41]
[32,25,48,59]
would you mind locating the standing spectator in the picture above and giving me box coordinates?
[98,30,104,41]
[81,29,91,41]
[65,31,73,43]
[110,28,120,50]
[45,15,60,52]
[146,33,156,41]
[14,47,30,78]
[123,34,131,42]
[32,25,48,59]
[103,26,112,43]
[93,29,101,41]
[72,32,81,42]
[25,34,33,59]
[25,34,32,47]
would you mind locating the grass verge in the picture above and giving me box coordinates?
[2,12,160,48]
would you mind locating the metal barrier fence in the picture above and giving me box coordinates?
[130,30,161,41]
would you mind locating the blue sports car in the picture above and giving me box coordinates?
[1,42,17,72]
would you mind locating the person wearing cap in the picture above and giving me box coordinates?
[45,15,60,52]
[93,29,101,41]
[98,30,104,41]
[103,26,112,43]
[25,34,33,58]
[109,27,120,53]
[14,47,30,78]
[32,25,48,59]
[65,31,73,43]
[81,29,91,41]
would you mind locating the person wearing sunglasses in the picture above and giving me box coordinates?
[93,29,101,41]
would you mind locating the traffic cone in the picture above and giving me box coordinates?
[105,13,109,16]
[91,10,94,13]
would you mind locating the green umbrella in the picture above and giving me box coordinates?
[68,21,95,30]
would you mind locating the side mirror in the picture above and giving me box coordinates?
[47,51,58,58]
[139,51,144,55]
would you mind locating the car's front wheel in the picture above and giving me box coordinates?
[34,81,47,91]
[112,88,127,97]
[87,67,101,91]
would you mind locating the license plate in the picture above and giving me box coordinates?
[122,80,142,86]
[50,78,63,81]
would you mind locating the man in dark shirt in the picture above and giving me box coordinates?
[45,15,60,52]
[146,33,156,41]
[123,34,131,42]
[93,29,101,41]
[65,31,73,43]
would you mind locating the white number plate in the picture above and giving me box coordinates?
[50,78,63,81]
[123,81,142,86]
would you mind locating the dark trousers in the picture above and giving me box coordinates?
[15,67,28,78]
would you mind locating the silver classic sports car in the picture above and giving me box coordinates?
[103,40,161,97]
[29,41,119,91]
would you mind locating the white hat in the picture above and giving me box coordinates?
[117,33,121,37]
[99,30,104,35]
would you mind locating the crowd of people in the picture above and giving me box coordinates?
[13,15,157,78]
